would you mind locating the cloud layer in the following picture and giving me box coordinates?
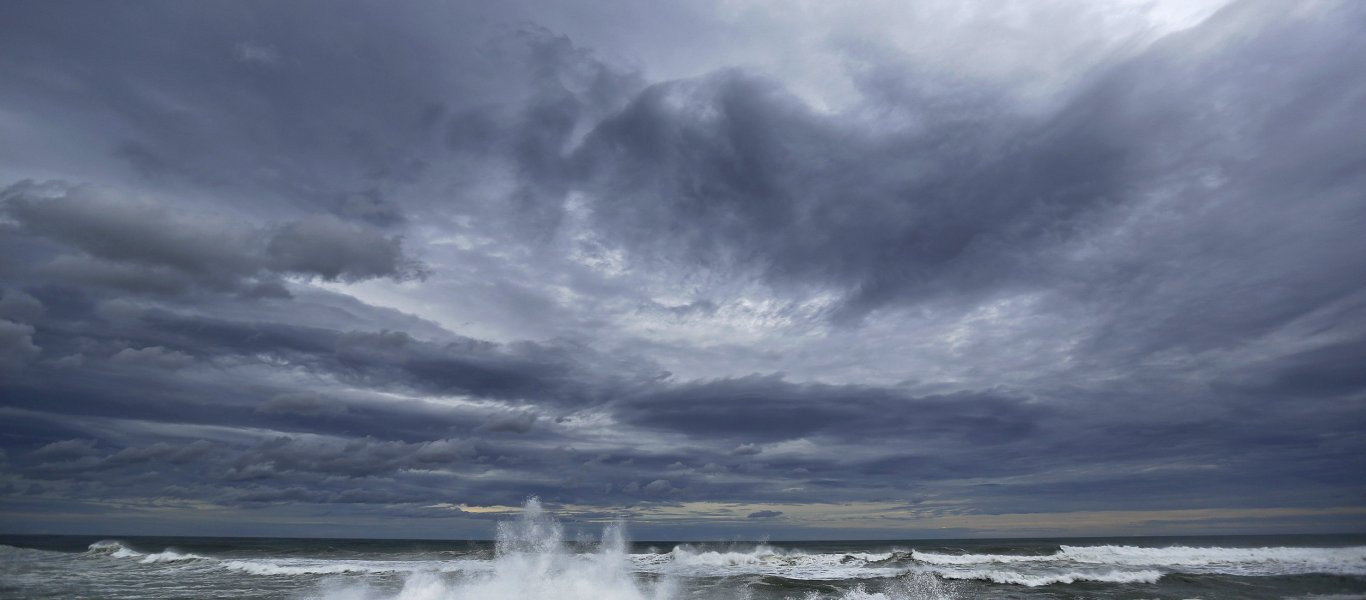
[1,0,1363,538]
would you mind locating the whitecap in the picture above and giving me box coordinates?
[86,540,144,559]
[910,544,1366,577]
[139,549,209,564]
[933,567,1164,586]
[631,544,906,580]
[306,498,674,600]
[1057,544,1366,575]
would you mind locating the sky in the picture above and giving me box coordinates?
[0,0,1364,540]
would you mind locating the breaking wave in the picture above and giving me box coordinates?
[140,549,209,563]
[90,540,487,576]
[315,498,674,600]
[86,539,145,559]
[218,558,487,576]
[65,521,1366,596]
[87,540,208,564]
[935,568,1164,586]
[910,544,1366,577]
[635,544,903,580]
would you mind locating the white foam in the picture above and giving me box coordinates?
[86,540,144,559]
[628,545,906,580]
[911,544,1366,577]
[848,552,896,562]
[87,539,484,576]
[667,544,787,567]
[1286,595,1366,600]
[218,558,488,576]
[88,541,209,565]
[912,550,1056,565]
[309,499,674,600]
[1058,544,1366,575]
[832,573,958,600]
[935,567,1164,586]
[76,529,1366,595]
[139,549,209,564]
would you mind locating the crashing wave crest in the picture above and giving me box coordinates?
[87,540,207,564]
[910,544,1366,576]
[73,523,1366,595]
[934,567,1164,586]
[354,498,673,600]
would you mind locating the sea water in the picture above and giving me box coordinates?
[2,500,1364,599]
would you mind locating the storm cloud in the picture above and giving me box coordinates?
[1,0,1363,539]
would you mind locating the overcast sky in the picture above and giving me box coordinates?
[1,0,1364,540]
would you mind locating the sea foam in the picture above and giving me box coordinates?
[87,540,208,564]
[910,544,1366,577]
[75,516,1366,596]
[934,567,1164,586]
[313,502,945,599]
[322,498,674,600]
[636,544,906,580]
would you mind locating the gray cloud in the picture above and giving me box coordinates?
[255,392,350,418]
[617,375,1044,445]
[2,182,427,296]
[0,290,45,322]
[108,346,194,370]
[0,320,41,372]
[266,215,426,282]
[1,0,1364,538]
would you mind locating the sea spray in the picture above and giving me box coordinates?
[7,532,1363,599]
[375,499,954,600]
[382,498,673,600]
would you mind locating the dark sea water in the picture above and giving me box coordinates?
[3,506,1364,600]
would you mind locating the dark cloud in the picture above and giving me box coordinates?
[617,375,1044,445]
[562,0,1366,328]
[266,215,426,282]
[0,319,41,372]
[255,392,350,418]
[1,0,1364,537]
[107,346,194,370]
[0,290,45,322]
[566,69,1093,321]
[2,182,427,296]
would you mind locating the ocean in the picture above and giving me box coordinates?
[3,505,1364,599]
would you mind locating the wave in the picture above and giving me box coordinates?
[82,537,899,583]
[86,540,208,564]
[629,545,907,580]
[68,501,677,600]
[86,540,145,559]
[935,567,1164,586]
[910,544,1366,577]
[911,550,1054,565]
[88,540,488,576]
[64,530,1366,594]
[328,499,673,600]
[1058,544,1366,574]
[0,543,68,560]
[830,574,958,600]
[302,503,927,599]
[218,558,489,576]
[139,549,209,564]
[847,552,897,563]
[665,544,793,567]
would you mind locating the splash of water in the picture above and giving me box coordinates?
[381,498,674,600]
[308,499,958,600]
